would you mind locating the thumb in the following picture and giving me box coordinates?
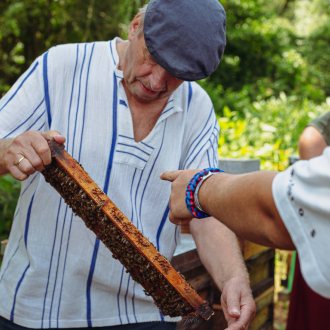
[226,294,241,319]
[41,131,66,144]
[160,170,182,182]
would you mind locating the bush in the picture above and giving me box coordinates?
[217,96,330,171]
[0,175,20,240]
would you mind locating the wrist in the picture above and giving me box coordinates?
[197,173,215,215]
[185,167,223,218]
[194,171,214,212]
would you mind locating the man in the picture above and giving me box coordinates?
[0,1,255,329]
[286,111,330,330]
[161,141,330,299]
[298,112,330,159]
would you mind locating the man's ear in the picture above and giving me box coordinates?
[128,13,142,40]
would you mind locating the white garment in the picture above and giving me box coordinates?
[0,39,219,327]
[272,147,330,298]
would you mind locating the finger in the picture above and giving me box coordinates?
[221,302,230,323]
[160,170,182,182]
[31,137,52,167]
[16,157,37,176]
[234,303,256,328]
[221,298,237,325]
[53,135,66,144]
[37,130,65,166]
[225,320,246,330]
[225,304,254,330]
[21,142,50,171]
[9,164,28,181]
[41,130,66,144]
[223,312,242,330]
[225,318,248,330]
[169,211,181,225]
[225,289,241,318]
[228,308,241,319]
[169,212,192,226]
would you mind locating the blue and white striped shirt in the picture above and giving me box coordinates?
[0,38,220,328]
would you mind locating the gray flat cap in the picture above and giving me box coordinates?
[144,0,226,81]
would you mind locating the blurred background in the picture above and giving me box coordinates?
[0,0,329,328]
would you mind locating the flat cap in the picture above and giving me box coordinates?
[144,0,226,81]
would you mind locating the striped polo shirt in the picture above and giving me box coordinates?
[0,38,220,328]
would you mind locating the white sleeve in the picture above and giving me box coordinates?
[0,54,48,139]
[272,147,330,298]
[180,83,220,170]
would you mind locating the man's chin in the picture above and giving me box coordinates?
[135,94,160,103]
[135,88,162,102]
[126,82,166,103]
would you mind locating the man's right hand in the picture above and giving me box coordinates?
[0,131,65,181]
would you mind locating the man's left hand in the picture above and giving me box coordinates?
[220,276,256,330]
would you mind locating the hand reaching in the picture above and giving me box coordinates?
[161,169,200,224]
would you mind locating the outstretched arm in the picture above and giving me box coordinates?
[161,170,294,250]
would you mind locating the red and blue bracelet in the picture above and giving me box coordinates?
[185,167,223,218]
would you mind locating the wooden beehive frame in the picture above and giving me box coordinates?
[42,140,214,321]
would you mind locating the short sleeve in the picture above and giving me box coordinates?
[0,55,48,139]
[272,147,330,298]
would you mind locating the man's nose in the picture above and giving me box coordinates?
[150,65,168,92]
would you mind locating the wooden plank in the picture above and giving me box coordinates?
[173,237,274,265]
[246,248,275,266]
[243,241,270,260]
[259,320,273,330]
[252,278,274,298]
[246,249,275,288]
[172,249,202,273]
[250,305,271,330]
[249,262,271,287]
[189,272,213,292]
[255,286,274,312]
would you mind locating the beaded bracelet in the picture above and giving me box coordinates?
[185,167,223,218]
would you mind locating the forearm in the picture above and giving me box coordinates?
[190,217,248,290]
[199,171,294,249]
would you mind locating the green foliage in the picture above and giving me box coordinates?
[218,96,330,170]
[0,0,147,96]
[304,21,330,96]
[198,0,330,174]
[0,176,20,240]
[203,0,328,118]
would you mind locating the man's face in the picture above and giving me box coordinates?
[122,22,183,103]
